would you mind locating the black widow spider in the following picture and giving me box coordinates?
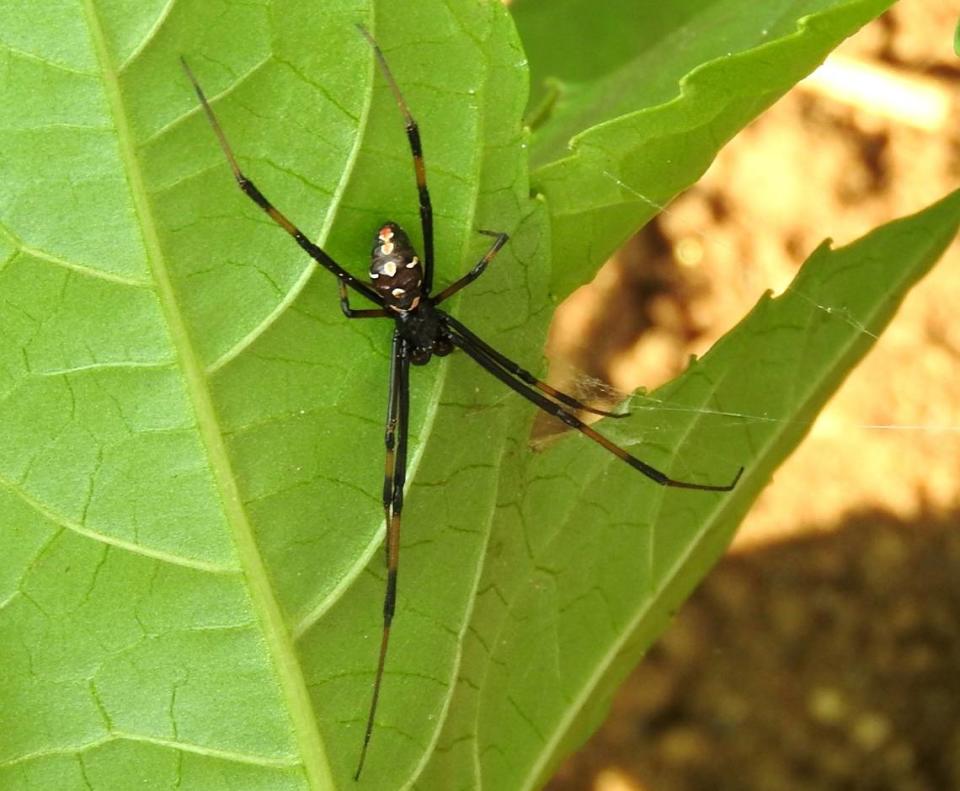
[182,24,743,780]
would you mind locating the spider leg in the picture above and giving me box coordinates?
[432,230,509,305]
[443,314,629,420]
[180,58,383,307]
[339,281,390,319]
[357,25,435,294]
[356,331,410,780]
[447,330,743,491]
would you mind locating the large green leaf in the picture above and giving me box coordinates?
[1,1,958,790]
[1,1,534,788]
[511,0,894,297]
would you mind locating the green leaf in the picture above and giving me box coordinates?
[415,187,960,790]
[511,0,894,298]
[1,2,958,791]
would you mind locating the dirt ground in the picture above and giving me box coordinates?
[543,3,960,790]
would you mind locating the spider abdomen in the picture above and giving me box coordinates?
[370,222,423,311]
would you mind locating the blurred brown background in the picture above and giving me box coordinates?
[542,3,960,790]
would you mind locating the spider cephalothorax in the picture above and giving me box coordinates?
[370,222,423,311]
[399,300,453,365]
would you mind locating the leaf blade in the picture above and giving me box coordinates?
[512,0,894,297]
[417,190,960,789]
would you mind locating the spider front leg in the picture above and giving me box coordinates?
[181,58,384,307]
[338,281,389,319]
[358,24,435,293]
[432,230,509,304]
[448,330,743,492]
[356,331,410,780]
[443,313,628,419]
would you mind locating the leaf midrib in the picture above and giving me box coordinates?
[81,2,335,787]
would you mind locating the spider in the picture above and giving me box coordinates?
[182,24,743,780]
